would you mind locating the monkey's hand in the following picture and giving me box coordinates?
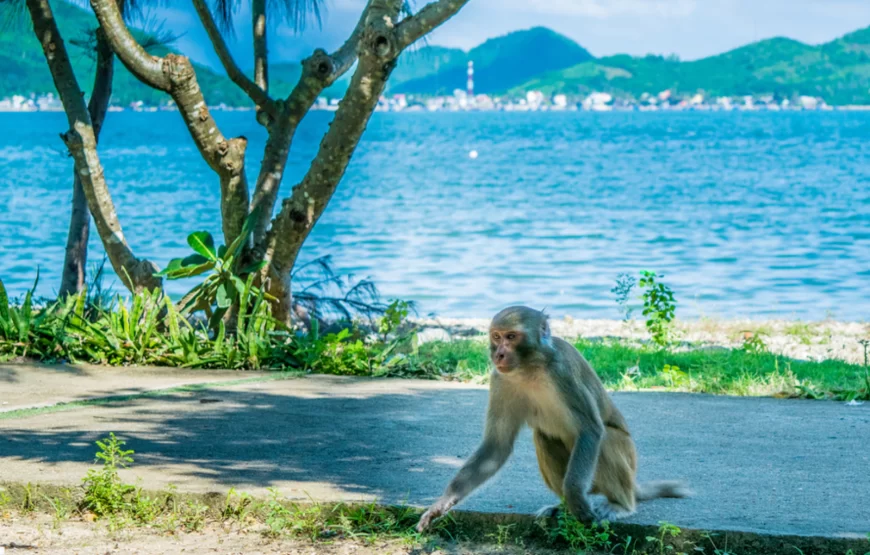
[564,494,602,524]
[416,499,452,533]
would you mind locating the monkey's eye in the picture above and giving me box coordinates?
[506,333,517,341]
[492,333,501,341]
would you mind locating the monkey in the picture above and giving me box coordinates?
[416,306,689,532]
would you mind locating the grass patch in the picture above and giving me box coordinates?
[410,338,870,401]
[1,283,867,401]
[572,339,869,400]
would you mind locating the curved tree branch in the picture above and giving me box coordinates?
[249,1,374,244]
[192,0,277,120]
[396,0,469,49]
[26,0,160,294]
[88,0,169,90]
[91,0,250,248]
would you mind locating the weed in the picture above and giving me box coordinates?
[222,487,254,523]
[612,273,637,321]
[20,482,36,513]
[547,505,613,552]
[81,433,136,518]
[181,499,209,531]
[784,322,815,345]
[646,521,682,555]
[741,330,768,354]
[639,271,677,348]
[42,490,73,528]
[379,299,412,340]
[487,523,516,549]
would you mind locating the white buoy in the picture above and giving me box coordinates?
[469,150,478,159]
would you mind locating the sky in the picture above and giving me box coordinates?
[148,0,870,70]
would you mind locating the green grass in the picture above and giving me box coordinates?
[1,285,866,402]
[412,338,870,401]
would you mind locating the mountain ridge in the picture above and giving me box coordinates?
[2,1,870,106]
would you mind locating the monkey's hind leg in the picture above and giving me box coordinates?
[590,427,638,520]
[532,430,571,519]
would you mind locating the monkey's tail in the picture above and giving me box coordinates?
[635,480,692,502]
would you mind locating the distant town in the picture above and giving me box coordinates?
[3,60,867,114]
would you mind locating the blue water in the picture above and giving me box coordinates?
[1,111,868,320]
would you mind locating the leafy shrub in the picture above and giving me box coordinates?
[638,270,677,348]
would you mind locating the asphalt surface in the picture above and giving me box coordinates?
[1,364,868,539]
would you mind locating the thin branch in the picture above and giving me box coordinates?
[192,0,277,118]
[89,0,169,91]
[395,0,468,49]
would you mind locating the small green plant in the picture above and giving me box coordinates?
[157,209,270,330]
[487,523,516,549]
[222,488,254,523]
[81,433,136,517]
[181,499,209,531]
[20,482,36,513]
[547,505,613,552]
[379,299,412,340]
[43,490,73,528]
[661,364,690,389]
[741,330,768,354]
[639,271,677,348]
[646,521,682,555]
[612,273,637,321]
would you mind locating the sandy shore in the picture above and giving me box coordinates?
[413,317,870,365]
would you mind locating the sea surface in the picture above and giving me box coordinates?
[1,111,868,321]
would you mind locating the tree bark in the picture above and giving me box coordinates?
[91,0,250,248]
[27,0,160,294]
[249,6,371,245]
[59,25,116,298]
[252,0,269,126]
[262,0,404,322]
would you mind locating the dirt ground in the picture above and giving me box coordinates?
[0,514,560,555]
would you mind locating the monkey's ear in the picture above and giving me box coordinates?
[540,314,552,344]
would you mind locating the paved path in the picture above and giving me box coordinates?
[1,363,868,539]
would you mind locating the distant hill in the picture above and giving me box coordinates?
[511,28,870,105]
[4,2,870,106]
[0,1,248,106]
[390,27,593,95]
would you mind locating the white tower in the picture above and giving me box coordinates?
[467,61,474,97]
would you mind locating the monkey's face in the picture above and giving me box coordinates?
[489,328,526,373]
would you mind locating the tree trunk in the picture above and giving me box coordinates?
[27,0,160,294]
[58,26,116,298]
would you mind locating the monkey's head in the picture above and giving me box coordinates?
[489,306,554,374]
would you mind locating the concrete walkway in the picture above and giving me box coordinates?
[0,363,868,540]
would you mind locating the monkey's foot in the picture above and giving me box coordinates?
[534,504,561,520]
[591,499,634,523]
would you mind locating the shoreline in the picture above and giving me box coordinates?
[413,316,870,366]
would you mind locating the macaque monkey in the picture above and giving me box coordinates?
[417,306,688,532]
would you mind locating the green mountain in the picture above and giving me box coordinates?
[0,1,249,106]
[390,27,593,95]
[4,1,870,107]
[512,29,870,105]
